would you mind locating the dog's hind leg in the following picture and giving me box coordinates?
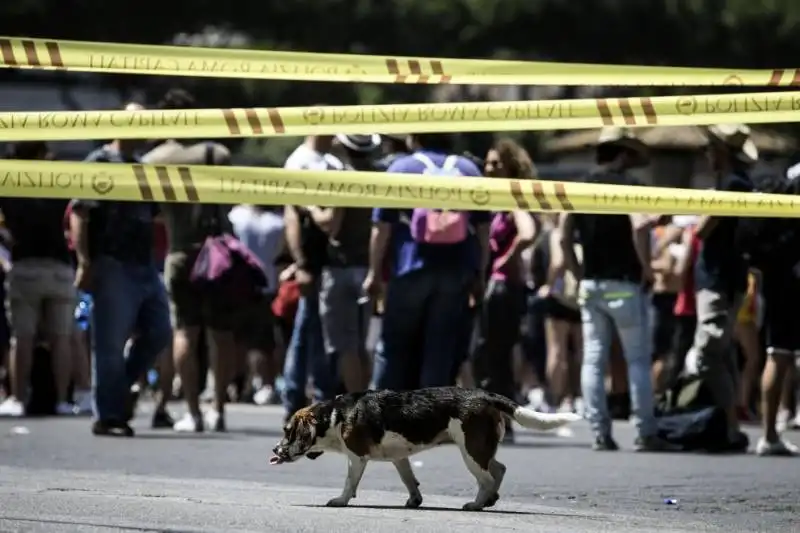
[326,455,368,507]
[448,419,497,511]
[393,458,423,508]
[484,458,507,508]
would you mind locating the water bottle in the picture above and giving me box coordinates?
[74,291,93,331]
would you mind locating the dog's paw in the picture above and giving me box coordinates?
[485,492,499,508]
[404,493,423,509]
[326,497,351,508]
[461,501,484,512]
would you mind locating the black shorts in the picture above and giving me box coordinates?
[762,268,800,355]
[543,295,581,323]
[651,292,678,358]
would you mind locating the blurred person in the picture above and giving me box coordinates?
[753,170,800,455]
[667,216,701,388]
[520,213,558,409]
[366,132,491,391]
[62,202,96,416]
[375,134,409,171]
[281,130,340,420]
[471,139,537,442]
[314,134,382,393]
[143,88,240,433]
[690,124,755,452]
[228,203,286,405]
[559,127,677,452]
[71,102,172,436]
[542,217,583,414]
[649,219,683,394]
[0,141,81,417]
[734,269,762,423]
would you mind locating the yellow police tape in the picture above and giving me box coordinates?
[1,159,797,217]
[0,90,796,142]
[1,35,798,86]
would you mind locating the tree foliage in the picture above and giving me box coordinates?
[2,0,799,158]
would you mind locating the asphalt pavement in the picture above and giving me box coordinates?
[0,402,797,533]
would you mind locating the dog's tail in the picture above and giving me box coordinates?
[489,395,582,431]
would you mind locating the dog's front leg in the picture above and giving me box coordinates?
[392,458,423,508]
[326,456,368,507]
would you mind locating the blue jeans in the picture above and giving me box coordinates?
[579,279,656,438]
[371,268,472,391]
[281,290,335,415]
[91,255,172,422]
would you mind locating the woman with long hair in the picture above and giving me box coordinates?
[472,138,537,442]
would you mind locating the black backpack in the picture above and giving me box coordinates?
[734,174,800,269]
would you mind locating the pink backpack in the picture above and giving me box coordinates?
[408,153,469,244]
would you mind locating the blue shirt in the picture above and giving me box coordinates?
[695,172,753,297]
[372,151,490,278]
[72,147,159,264]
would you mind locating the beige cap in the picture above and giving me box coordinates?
[597,127,649,166]
[706,123,758,164]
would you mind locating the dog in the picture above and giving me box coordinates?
[270,386,581,511]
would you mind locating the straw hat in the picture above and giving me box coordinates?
[706,123,758,164]
[597,127,649,166]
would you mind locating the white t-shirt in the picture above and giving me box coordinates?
[228,206,285,292]
[283,143,344,170]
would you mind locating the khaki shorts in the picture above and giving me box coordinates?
[164,249,239,331]
[7,259,75,337]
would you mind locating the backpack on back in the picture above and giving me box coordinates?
[734,173,800,269]
[408,153,469,244]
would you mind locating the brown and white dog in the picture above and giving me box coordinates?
[270,387,581,511]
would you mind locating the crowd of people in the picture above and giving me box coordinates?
[0,88,798,457]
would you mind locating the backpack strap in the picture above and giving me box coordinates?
[442,155,460,172]
[412,152,438,171]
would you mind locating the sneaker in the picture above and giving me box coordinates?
[253,386,275,406]
[73,390,93,416]
[173,412,204,433]
[634,435,682,452]
[124,386,140,423]
[151,409,175,429]
[756,437,800,456]
[92,419,134,437]
[204,409,226,432]
[592,434,619,451]
[789,414,800,431]
[55,401,78,416]
[0,397,25,417]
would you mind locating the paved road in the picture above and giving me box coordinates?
[0,402,797,533]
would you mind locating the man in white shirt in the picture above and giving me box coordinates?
[280,134,344,419]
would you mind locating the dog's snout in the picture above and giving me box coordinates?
[272,445,281,455]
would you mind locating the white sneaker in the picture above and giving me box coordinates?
[253,386,274,406]
[756,437,800,457]
[204,409,225,432]
[173,412,203,433]
[0,397,24,417]
[73,390,93,416]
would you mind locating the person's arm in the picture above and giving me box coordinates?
[367,221,392,276]
[283,206,307,268]
[674,229,695,284]
[629,213,656,278]
[558,213,582,280]
[492,211,536,272]
[695,215,719,240]
[69,201,96,267]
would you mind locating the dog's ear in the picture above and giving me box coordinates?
[305,451,324,460]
